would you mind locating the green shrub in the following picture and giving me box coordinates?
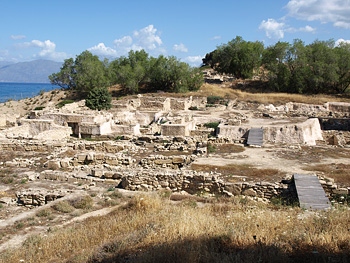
[85,87,111,111]
[207,144,217,153]
[207,95,223,104]
[34,106,45,111]
[204,122,220,129]
[188,106,198,110]
[56,99,74,108]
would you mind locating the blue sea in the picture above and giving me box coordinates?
[0,82,59,103]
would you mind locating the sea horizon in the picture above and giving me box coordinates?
[0,82,59,103]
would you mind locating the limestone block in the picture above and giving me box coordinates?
[91,169,104,178]
[77,154,87,163]
[47,160,61,170]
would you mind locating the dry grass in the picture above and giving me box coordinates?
[303,163,350,186]
[190,83,350,105]
[1,193,349,263]
[191,163,284,182]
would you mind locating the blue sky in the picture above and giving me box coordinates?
[1,0,350,66]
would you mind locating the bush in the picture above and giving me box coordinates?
[56,99,74,108]
[34,106,45,111]
[204,122,220,129]
[36,208,52,217]
[52,201,75,213]
[85,87,112,111]
[71,195,93,210]
[188,106,198,110]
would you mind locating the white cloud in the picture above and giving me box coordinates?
[259,18,285,39]
[18,39,67,61]
[335,38,350,46]
[132,25,162,50]
[11,35,26,40]
[184,55,203,66]
[88,43,117,56]
[113,25,165,55]
[211,36,221,40]
[286,0,350,28]
[300,25,316,32]
[173,43,188,52]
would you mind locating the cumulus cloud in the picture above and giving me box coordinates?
[173,43,188,52]
[89,24,165,58]
[18,39,67,61]
[184,55,203,66]
[132,25,162,50]
[88,43,117,56]
[335,38,350,46]
[259,18,285,39]
[11,35,26,40]
[286,0,350,28]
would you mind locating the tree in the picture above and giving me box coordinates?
[210,36,264,79]
[334,42,350,93]
[148,55,203,93]
[49,51,110,98]
[109,50,149,94]
[73,51,110,97]
[85,87,112,111]
[49,58,75,89]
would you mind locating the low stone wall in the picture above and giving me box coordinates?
[16,189,69,206]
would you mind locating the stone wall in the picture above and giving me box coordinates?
[16,189,69,206]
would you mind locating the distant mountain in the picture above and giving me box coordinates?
[0,60,62,83]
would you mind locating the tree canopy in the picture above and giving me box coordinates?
[50,49,204,109]
[204,36,350,94]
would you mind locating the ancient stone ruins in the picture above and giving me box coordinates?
[1,93,350,208]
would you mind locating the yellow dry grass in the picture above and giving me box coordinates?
[1,193,349,263]
[193,83,350,105]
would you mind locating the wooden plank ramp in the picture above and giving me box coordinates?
[293,174,331,210]
[247,128,263,147]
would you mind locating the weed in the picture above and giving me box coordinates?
[56,99,74,108]
[52,200,75,213]
[71,195,93,210]
[207,144,217,153]
[36,208,52,217]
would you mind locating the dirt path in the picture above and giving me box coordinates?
[194,145,308,176]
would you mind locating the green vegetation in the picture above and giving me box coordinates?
[85,87,112,111]
[56,99,74,108]
[34,106,45,111]
[203,36,350,94]
[49,50,203,110]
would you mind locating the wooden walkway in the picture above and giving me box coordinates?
[293,174,331,210]
[247,128,263,147]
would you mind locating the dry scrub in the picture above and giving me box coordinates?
[1,193,349,263]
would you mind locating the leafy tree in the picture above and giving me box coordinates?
[85,87,112,111]
[49,51,110,98]
[148,55,203,93]
[109,50,149,94]
[209,36,264,79]
[334,42,350,93]
[49,58,75,89]
[73,51,110,96]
